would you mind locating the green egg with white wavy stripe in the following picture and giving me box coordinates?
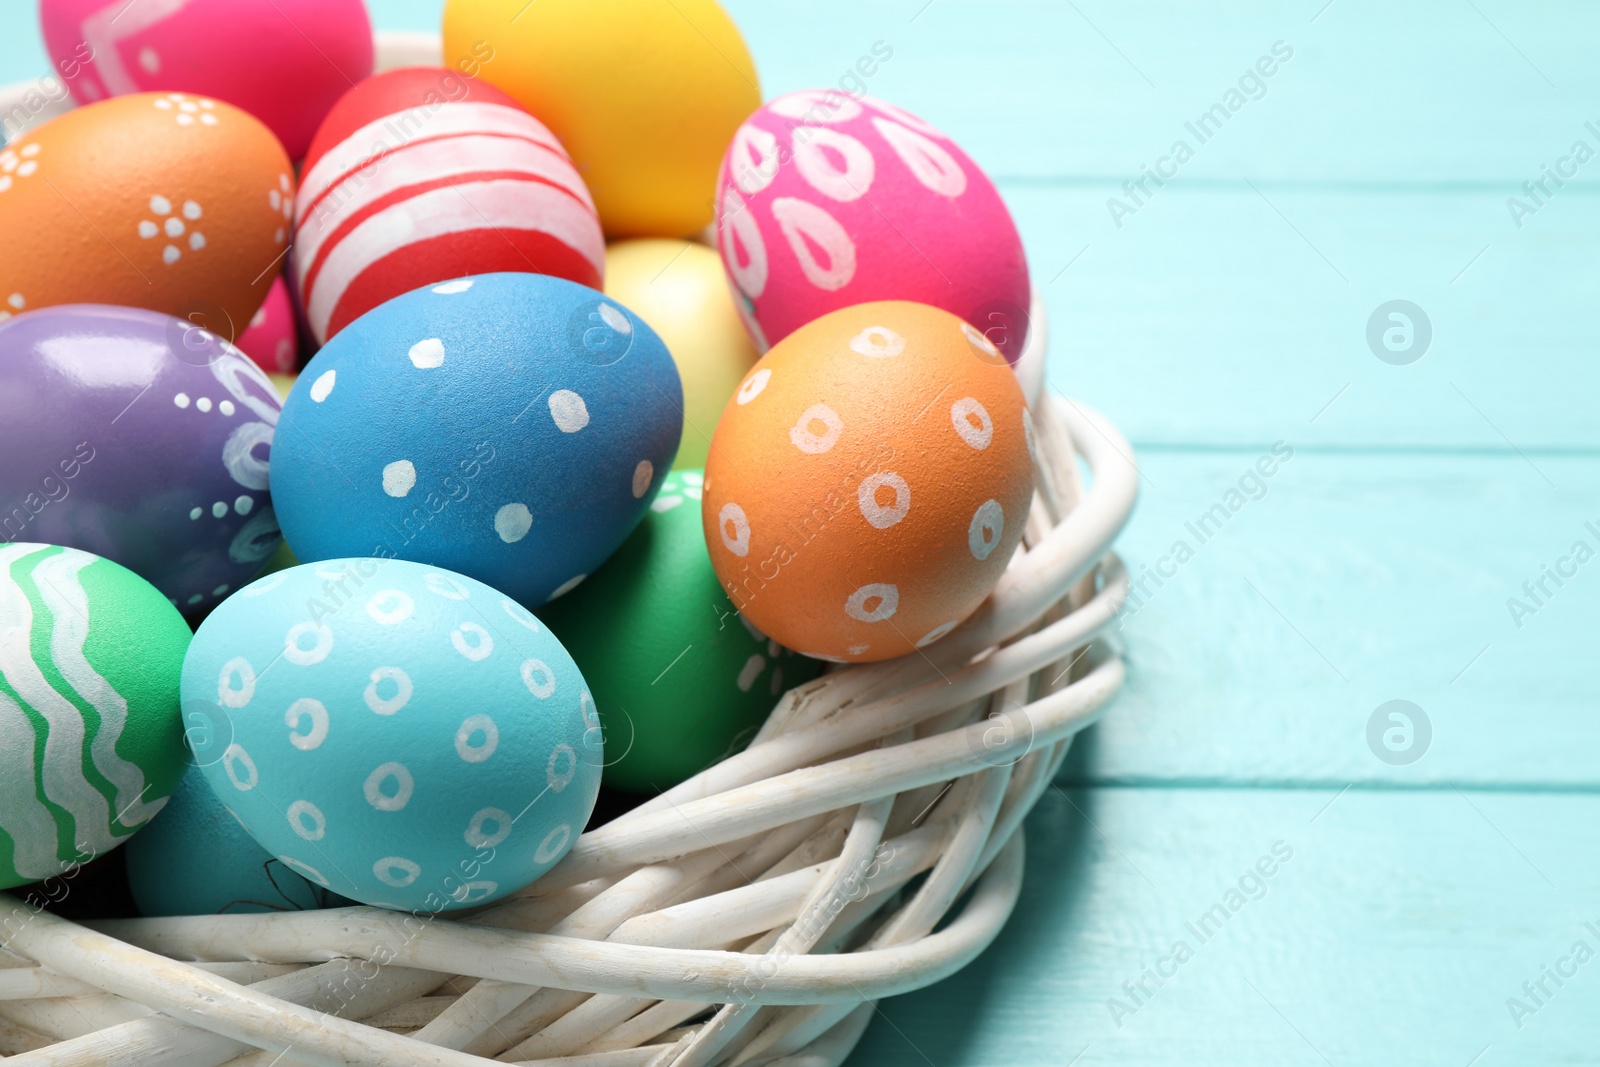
[0,543,191,889]
[539,470,823,793]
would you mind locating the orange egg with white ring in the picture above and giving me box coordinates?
[702,301,1035,663]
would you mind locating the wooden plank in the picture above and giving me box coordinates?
[850,786,1600,1067]
[1062,448,1600,787]
[1012,182,1600,449]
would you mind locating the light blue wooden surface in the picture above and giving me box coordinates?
[4,1,1598,1063]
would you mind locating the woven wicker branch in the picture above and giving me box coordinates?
[0,310,1139,1067]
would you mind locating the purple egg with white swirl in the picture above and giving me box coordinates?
[0,304,282,613]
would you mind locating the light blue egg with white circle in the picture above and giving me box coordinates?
[271,272,683,606]
[181,557,603,912]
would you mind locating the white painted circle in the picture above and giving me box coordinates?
[364,667,412,716]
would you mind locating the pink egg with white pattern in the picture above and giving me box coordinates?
[39,0,373,161]
[715,92,1031,363]
[235,275,299,374]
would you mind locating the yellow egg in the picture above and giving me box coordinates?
[268,372,296,402]
[605,239,759,468]
[442,0,761,238]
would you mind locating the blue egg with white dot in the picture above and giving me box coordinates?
[182,557,603,912]
[272,272,683,606]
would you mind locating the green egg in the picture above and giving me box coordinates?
[0,543,191,890]
[540,470,823,793]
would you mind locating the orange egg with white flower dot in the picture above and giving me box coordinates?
[702,301,1035,664]
[0,92,294,336]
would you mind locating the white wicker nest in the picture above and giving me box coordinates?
[0,32,1138,1066]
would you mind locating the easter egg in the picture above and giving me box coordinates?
[183,558,603,911]
[272,273,682,606]
[0,544,191,891]
[0,304,283,612]
[293,67,604,344]
[235,275,299,374]
[541,470,822,792]
[0,93,294,333]
[716,93,1031,362]
[702,302,1034,663]
[604,240,760,469]
[125,765,349,916]
[442,0,760,238]
[39,0,373,160]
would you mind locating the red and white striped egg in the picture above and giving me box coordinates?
[716,92,1031,362]
[292,67,605,344]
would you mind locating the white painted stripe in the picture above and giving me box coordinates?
[79,0,194,96]
[0,545,119,859]
[297,102,568,214]
[295,133,595,275]
[0,690,66,881]
[33,549,165,828]
[306,178,607,340]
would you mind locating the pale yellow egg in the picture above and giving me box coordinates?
[605,239,759,469]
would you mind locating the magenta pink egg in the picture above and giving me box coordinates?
[234,275,299,374]
[39,0,373,161]
[715,92,1031,362]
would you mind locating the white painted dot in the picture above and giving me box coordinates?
[503,598,540,631]
[233,495,253,515]
[409,338,445,369]
[211,501,228,518]
[176,113,194,126]
[916,620,960,647]
[309,369,336,402]
[364,667,412,715]
[652,494,684,513]
[0,177,11,193]
[548,389,590,432]
[189,507,202,520]
[366,589,415,625]
[450,880,499,904]
[844,583,899,623]
[274,226,284,244]
[183,199,201,220]
[850,326,906,359]
[219,399,235,416]
[789,403,844,453]
[195,396,211,412]
[163,245,181,264]
[455,714,499,763]
[3,294,20,310]
[495,502,532,543]
[847,643,870,656]
[968,499,1004,561]
[189,231,206,251]
[382,460,417,498]
[137,46,161,73]
[174,392,190,408]
[737,368,771,405]
[546,574,586,601]
[278,172,288,190]
[149,195,171,215]
[432,278,473,294]
[962,321,1001,359]
[154,98,172,109]
[286,799,326,841]
[718,502,751,556]
[1022,407,1038,463]
[138,220,158,238]
[451,622,494,662]
[534,824,573,864]
[15,161,35,178]
[212,584,229,597]
[283,621,333,666]
[857,471,910,529]
[737,654,765,692]
[373,856,420,888]
[178,100,197,113]
[465,807,512,848]
[520,659,556,698]
[222,743,258,790]
[632,460,653,498]
[279,856,330,887]
[682,471,703,486]
[364,762,414,811]
[268,189,281,211]
[424,572,471,600]
[951,397,994,450]
[164,216,185,238]
[597,303,632,333]
[199,111,216,125]
[186,593,203,606]
[547,744,577,792]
